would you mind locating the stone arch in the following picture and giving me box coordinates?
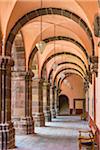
[53,67,85,87]
[0,24,2,55]
[58,62,86,75]
[57,73,83,89]
[44,36,89,59]
[28,36,90,70]
[47,61,86,83]
[41,52,88,78]
[60,73,83,86]
[11,31,27,120]
[12,31,26,71]
[5,8,94,56]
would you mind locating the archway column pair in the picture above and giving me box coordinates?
[0,56,35,149]
[18,71,34,134]
[50,86,60,118]
[0,56,15,149]
[32,78,45,127]
[50,86,56,118]
[82,80,89,120]
[90,56,98,122]
[43,81,51,122]
[55,87,60,116]
[83,56,98,121]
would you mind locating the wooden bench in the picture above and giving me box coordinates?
[78,130,97,150]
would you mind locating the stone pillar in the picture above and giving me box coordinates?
[19,71,34,134]
[84,79,90,120]
[0,57,15,149]
[0,40,2,55]
[51,86,56,118]
[90,56,98,122]
[11,71,26,128]
[43,81,51,122]
[55,88,59,116]
[82,80,89,120]
[32,78,45,127]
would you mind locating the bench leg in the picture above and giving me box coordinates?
[79,142,82,150]
[91,144,94,150]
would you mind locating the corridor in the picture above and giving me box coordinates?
[15,116,89,150]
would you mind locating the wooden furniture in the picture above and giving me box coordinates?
[78,130,96,150]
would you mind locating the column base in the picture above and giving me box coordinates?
[17,116,34,135]
[55,108,59,116]
[44,110,51,122]
[72,109,76,115]
[0,122,15,149]
[51,109,56,118]
[34,113,45,127]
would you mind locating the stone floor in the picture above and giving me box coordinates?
[15,116,90,150]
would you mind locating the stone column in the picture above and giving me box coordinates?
[90,56,98,122]
[55,88,59,116]
[84,78,90,120]
[11,71,26,129]
[32,78,45,127]
[82,80,89,120]
[51,86,56,118]
[0,40,2,55]
[0,57,15,149]
[43,81,51,122]
[19,71,34,134]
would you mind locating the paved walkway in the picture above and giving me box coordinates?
[15,116,90,150]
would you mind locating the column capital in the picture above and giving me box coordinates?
[90,56,98,76]
[84,80,89,92]
[0,56,14,67]
[43,80,50,87]
[87,71,92,84]
[25,70,34,80]
[57,88,61,94]
[94,14,100,37]
[52,86,55,90]
[90,56,98,64]
[52,85,56,90]
[38,78,44,84]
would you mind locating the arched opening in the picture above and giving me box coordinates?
[59,94,69,115]
[0,1,100,150]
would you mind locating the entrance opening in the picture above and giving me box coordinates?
[59,94,70,115]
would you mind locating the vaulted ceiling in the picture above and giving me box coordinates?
[0,0,100,88]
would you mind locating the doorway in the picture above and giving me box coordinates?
[59,94,70,115]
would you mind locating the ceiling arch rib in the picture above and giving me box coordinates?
[52,64,85,84]
[47,60,86,83]
[22,20,92,65]
[53,67,85,87]
[44,36,89,60]
[28,35,89,71]
[57,74,71,89]
[28,17,91,57]
[57,72,83,89]
[60,73,83,88]
[40,52,88,78]
[45,52,87,79]
[5,7,94,56]
[43,42,88,65]
[57,62,86,75]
